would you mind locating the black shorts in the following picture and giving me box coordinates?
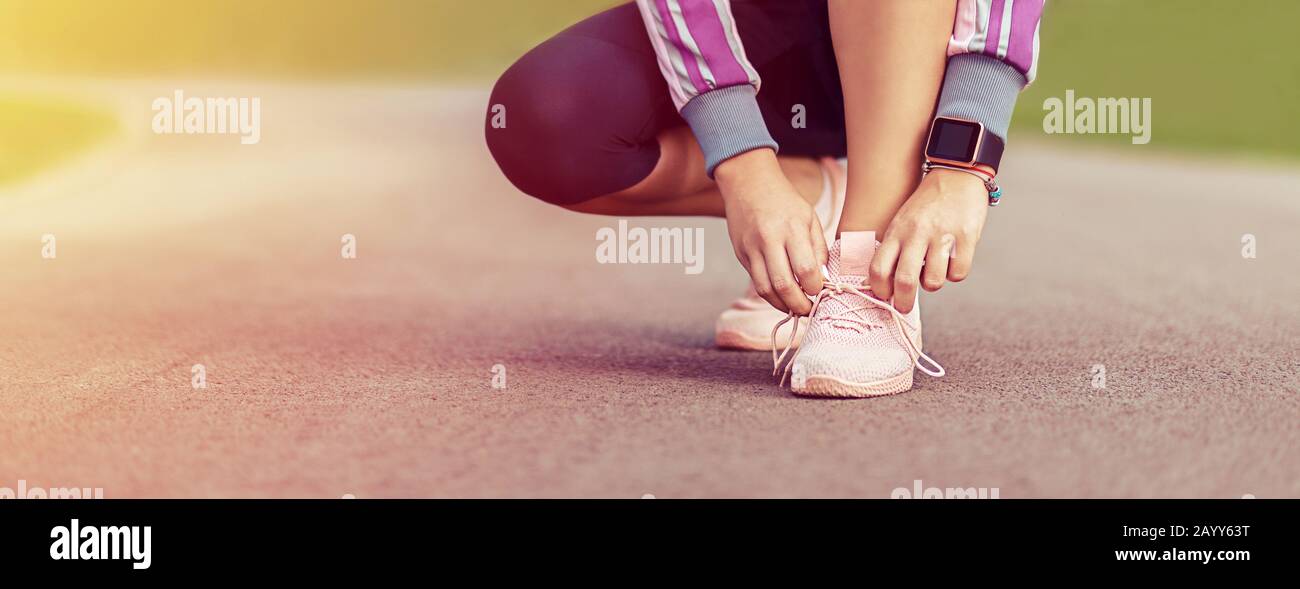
[485,0,845,206]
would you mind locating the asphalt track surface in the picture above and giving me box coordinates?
[1,82,1297,498]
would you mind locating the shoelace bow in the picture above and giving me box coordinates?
[771,281,946,386]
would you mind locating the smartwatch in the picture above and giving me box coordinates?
[924,116,1004,173]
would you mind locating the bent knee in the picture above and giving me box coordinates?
[484,37,666,207]
[484,65,588,205]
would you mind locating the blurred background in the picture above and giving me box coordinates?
[2,0,1298,187]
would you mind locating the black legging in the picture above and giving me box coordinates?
[485,0,846,207]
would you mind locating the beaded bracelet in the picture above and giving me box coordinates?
[922,161,1002,207]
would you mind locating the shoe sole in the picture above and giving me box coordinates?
[715,330,799,351]
[793,371,913,398]
[715,317,807,351]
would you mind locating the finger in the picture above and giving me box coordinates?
[787,235,823,296]
[892,240,926,314]
[746,253,787,313]
[922,234,955,292]
[947,233,977,283]
[810,218,829,269]
[868,237,901,301]
[765,246,812,315]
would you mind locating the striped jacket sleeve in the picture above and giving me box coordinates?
[634,0,775,177]
[939,0,1045,142]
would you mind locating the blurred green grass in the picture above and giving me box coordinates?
[0,95,116,186]
[1013,0,1300,159]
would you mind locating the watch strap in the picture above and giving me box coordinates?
[975,130,1004,172]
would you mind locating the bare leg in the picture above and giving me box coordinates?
[564,127,825,218]
[828,0,954,237]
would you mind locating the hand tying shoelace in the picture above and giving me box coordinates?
[771,276,945,388]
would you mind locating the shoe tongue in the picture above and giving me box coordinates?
[820,232,886,332]
[827,231,877,283]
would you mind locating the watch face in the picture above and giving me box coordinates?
[927,118,982,162]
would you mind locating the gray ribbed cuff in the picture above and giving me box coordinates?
[680,85,778,178]
[935,54,1027,141]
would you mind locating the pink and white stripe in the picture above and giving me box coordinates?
[635,0,760,110]
[949,0,1045,83]
[640,0,1046,112]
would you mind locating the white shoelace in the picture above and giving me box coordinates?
[771,281,946,387]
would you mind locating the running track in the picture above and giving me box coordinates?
[1,81,1296,497]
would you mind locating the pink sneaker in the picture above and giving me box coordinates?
[772,231,944,397]
[716,287,806,350]
[715,157,846,351]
